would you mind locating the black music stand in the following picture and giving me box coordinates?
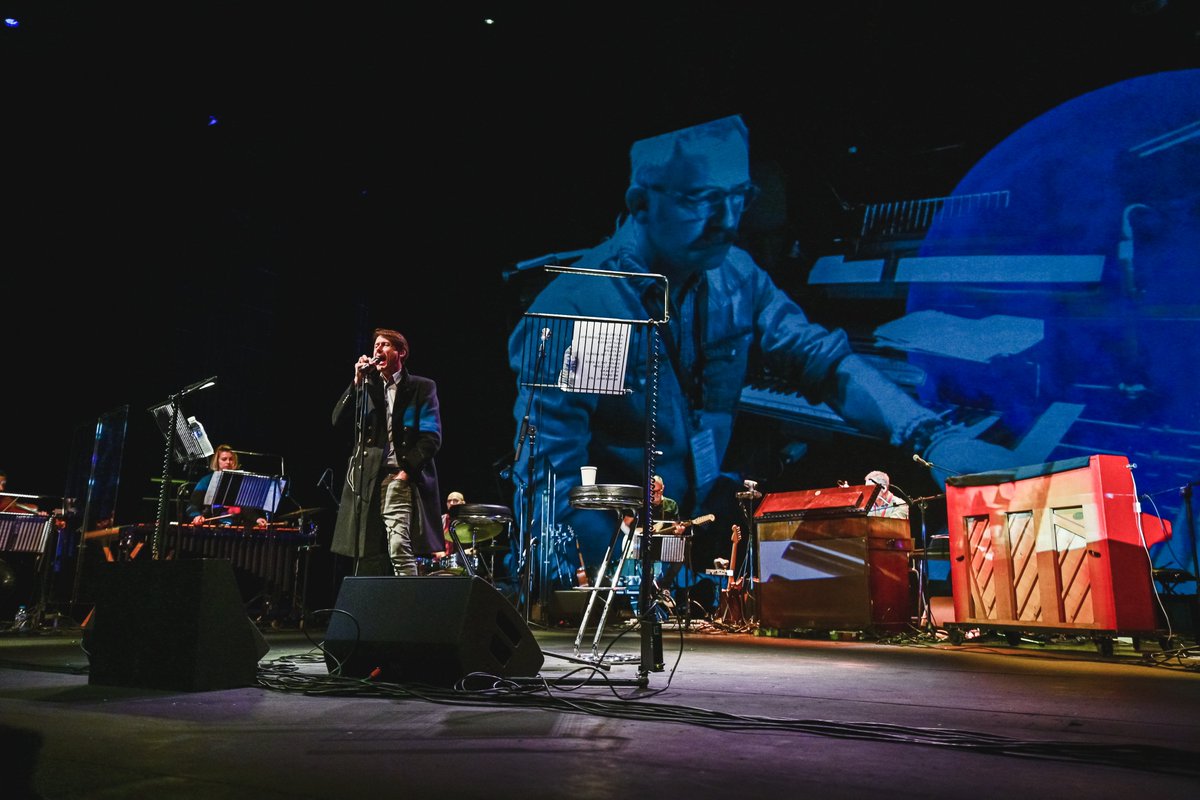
[204,470,288,520]
[148,376,217,559]
[512,266,669,685]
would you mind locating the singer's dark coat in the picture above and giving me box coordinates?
[331,368,443,562]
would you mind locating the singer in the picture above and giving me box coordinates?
[331,327,443,577]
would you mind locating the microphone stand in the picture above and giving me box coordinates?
[233,449,286,481]
[351,368,375,576]
[734,486,762,618]
[913,454,961,484]
[512,331,550,624]
[909,492,946,633]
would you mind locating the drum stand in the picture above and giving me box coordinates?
[446,505,513,584]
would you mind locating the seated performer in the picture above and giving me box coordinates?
[434,490,465,564]
[187,445,269,527]
[442,491,466,540]
[619,475,689,593]
[865,470,909,519]
[0,469,43,514]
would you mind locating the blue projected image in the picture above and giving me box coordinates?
[907,69,1200,587]
[508,116,1016,588]
[508,72,1199,603]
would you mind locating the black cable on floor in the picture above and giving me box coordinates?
[255,655,1200,778]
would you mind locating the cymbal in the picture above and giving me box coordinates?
[276,506,326,520]
[446,520,506,545]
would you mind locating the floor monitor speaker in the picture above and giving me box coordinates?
[323,576,543,685]
[87,559,268,692]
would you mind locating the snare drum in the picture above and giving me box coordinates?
[434,551,481,575]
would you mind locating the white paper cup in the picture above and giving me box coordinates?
[580,466,597,486]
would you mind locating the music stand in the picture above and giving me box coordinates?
[513,266,669,683]
[204,470,287,518]
[148,376,217,558]
[149,402,215,465]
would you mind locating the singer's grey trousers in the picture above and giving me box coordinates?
[381,473,419,576]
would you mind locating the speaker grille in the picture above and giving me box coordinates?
[324,576,543,685]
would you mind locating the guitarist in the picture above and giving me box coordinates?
[619,475,691,597]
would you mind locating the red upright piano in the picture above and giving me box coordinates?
[945,454,1171,640]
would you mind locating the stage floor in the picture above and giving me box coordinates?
[1,620,1199,799]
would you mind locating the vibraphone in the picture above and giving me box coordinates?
[114,522,317,616]
[0,511,54,554]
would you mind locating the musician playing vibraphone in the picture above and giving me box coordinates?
[186,445,270,528]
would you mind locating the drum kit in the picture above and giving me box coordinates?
[432,503,512,579]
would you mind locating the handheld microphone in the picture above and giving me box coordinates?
[357,354,385,371]
[913,453,934,469]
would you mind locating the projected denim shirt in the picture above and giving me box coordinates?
[509,219,854,568]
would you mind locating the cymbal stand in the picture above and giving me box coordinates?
[446,525,479,580]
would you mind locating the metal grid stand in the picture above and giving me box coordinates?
[514,266,669,682]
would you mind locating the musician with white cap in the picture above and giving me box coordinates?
[865,470,909,519]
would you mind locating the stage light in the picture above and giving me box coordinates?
[4,18,19,27]
[208,115,219,126]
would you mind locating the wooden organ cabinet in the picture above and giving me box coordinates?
[755,484,913,633]
[944,454,1171,645]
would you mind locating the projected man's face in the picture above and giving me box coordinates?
[636,135,754,280]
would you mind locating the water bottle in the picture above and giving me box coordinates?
[13,604,29,632]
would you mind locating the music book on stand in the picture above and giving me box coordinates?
[204,470,287,514]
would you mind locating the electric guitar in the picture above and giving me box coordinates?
[638,513,716,535]
[574,536,590,587]
[717,525,748,624]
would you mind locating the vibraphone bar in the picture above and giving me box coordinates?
[116,523,317,614]
[0,511,53,553]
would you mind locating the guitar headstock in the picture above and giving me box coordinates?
[730,524,742,543]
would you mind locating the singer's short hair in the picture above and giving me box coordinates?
[374,328,409,361]
[210,444,239,472]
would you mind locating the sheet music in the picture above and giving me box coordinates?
[874,310,1044,363]
[204,470,287,514]
[559,320,631,395]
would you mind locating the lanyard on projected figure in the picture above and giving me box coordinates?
[647,275,718,507]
